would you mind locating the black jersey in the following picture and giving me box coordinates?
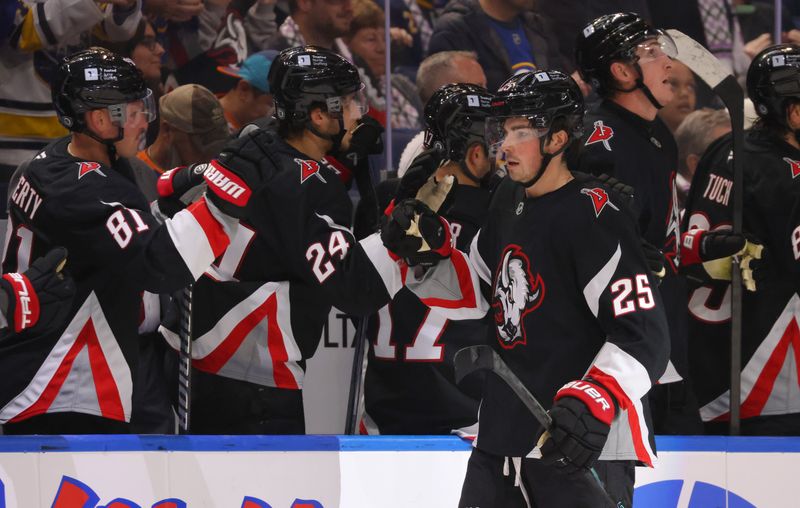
[395,176,669,464]
[573,99,687,382]
[682,129,800,422]
[364,183,492,436]
[161,129,400,389]
[0,137,230,423]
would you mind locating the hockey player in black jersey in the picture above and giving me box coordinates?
[382,70,670,508]
[363,83,495,436]
[0,48,255,434]
[170,46,404,434]
[682,44,800,435]
[572,12,706,434]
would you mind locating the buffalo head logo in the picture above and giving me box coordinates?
[492,245,545,348]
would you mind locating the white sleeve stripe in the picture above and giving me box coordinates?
[315,212,354,234]
[590,341,652,402]
[359,233,404,297]
[469,231,492,285]
[165,210,218,280]
[583,243,621,317]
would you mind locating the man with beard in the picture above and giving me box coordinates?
[267,0,355,59]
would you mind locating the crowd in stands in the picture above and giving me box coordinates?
[3,0,800,441]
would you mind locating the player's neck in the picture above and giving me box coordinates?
[610,90,658,121]
[286,130,329,162]
[437,161,479,187]
[783,130,800,150]
[68,134,111,167]
[525,160,572,198]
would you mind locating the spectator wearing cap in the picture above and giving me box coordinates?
[131,84,230,202]
[344,0,422,128]
[266,0,354,59]
[217,50,276,133]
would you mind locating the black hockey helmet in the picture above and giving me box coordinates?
[268,45,365,126]
[423,83,494,161]
[575,12,676,106]
[486,70,584,188]
[53,47,155,133]
[747,44,800,127]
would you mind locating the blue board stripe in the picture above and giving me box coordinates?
[0,435,799,453]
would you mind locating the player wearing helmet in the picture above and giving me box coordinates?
[173,46,403,434]
[362,83,495,436]
[0,47,255,434]
[682,44,800,436]
[380,70,669,507]
[571,12,709,435]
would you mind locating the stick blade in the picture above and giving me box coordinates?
[454,345,496,384]
[667,29,731,88]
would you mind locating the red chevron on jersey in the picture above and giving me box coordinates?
[585,120,614,151]
[784,157,800,179]
[296,158,327,184]
[76,161,106,179]
[581,187,619,217]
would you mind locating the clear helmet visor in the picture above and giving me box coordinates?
[107,88,157,128]
[635,33,678,64]
[326,85,369,121]
[485,115,550,157]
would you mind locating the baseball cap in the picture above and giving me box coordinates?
[217,50,278,94]
[159,84,229,154]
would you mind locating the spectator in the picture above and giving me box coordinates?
[659,60,698,133]
[0,0,142,244]
[267,0,354,58]
[131,84,229,201]
[674,108,731,209]
[427,0,569,91]
[397,51,488,174]
[344,0,422,128]
[94,19,166,94]
[217,50,276,133]
[385,0,435,73]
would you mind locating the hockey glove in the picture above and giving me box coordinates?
[341,116,384,168]
[641,239,667,282]
[381,198,452,266]
[155,164,207,217]
[394,148,444,204]
[680,229,747,266]
[201,159,257,219]
[682,229,766,291]
[539,379,616,474]
[0,247,75,334]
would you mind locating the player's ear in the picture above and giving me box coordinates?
[787,102,800,130]
[609,61,634,88]
[85,109,110,136]
[308,105,328,130]
[545,129,569,154]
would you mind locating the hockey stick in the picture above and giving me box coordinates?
[176,285,193,434]
[344,316,368,434]
[666,29,746,435]
[453,345,617,508]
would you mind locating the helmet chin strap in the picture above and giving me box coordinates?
[516,135,567,189]
[307,117,346,154]
[612,62,665,110]
[81,125,124,165]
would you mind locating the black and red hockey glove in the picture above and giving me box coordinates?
[381,199,452,267]
[680,229,747,265]
[540,379,617,474]
[157,164,207,200]
[0,247,75,334]
[201,159,258,219]
[395,147,444,203]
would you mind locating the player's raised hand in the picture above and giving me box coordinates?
[0,248,75,335]
[381,199,452,266]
